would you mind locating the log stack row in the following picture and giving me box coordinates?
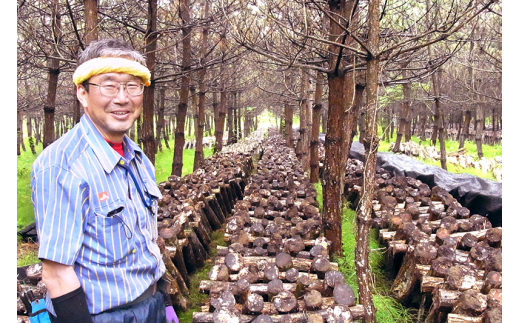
[193,131,364,323]
[16,129,266,321]
[155,130,265,312]
[343,164,502,323]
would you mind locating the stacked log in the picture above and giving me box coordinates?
[139,128,266,311]
[343,164,502,323]
[193,131,364,322]
[16,129,266,319]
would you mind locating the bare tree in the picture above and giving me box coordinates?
[172,0,191,176]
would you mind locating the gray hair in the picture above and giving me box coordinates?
[77,39,146,66]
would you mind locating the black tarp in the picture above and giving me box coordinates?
[319,135,502,227]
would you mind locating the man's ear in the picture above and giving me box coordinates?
[77,85,88,108]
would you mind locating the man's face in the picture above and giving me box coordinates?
[77,72,143,142]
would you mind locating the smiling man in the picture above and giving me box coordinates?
[31,39,173,323]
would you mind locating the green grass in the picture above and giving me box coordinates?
[314,182,415,323]
[17,137,44,228]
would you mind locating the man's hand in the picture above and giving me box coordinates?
[42,260,81,298]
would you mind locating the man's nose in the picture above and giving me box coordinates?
[113,84,130,103]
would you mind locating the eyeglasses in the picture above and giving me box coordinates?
[88,81,145,97]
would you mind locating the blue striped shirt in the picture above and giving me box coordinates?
[31,115,165,315]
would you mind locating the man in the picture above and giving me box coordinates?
[31,39,172,323]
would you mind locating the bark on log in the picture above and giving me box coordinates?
[482,271,501,294]
[245,292,265,314]
[272,291,298,313]
[483,307,502,323]
[446,265,479,291]
[391,248,418,303]
[452,290,487,316]
[172,241,191,287]
[183,230,202,272]
[203,197,223,229]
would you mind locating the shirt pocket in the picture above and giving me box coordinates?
[91,200,133,266]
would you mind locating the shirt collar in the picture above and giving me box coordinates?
[79,115,143,173]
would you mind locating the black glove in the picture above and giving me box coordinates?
[51,286,93,323]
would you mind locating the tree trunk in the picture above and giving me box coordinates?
[172,0,191,176]
[358,106,366,144]
[431,67,446,169]
[237,94,242,140]
[43,0,60,150]
[84,0,98,45]
[35,117,41,146]
[354,0,379,320]
[17,109,22,155]
[346,85,364,155]
[243,110,249,138]
[297,68,310,171]
[321,103,328,133]
[233,94,239,141]
[323,70,346,257]
[456,110,463,141]
[77,0,97,125]
[310,70,323,183]
[439,115,447,169]
[194,0,209,170]
[323,0,358,257]
[459,110,471,149]
[214,74,227,153]
[193,83,205,169]
[398,64,413,147]
[156,88,166,153]
[405,108,413,142]
[212,85,219,144]
[475,103,484,158]
[234,94,238,141]
[142,0,158,164]
[339,65,359,197]
[393,87,408,153]
[431,100,440,146]
[187,114,192,138]
[164,116,170,149]
[227,91,235,145]
[28,116,37,155]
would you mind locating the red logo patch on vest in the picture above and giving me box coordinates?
[98,191,109,202]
